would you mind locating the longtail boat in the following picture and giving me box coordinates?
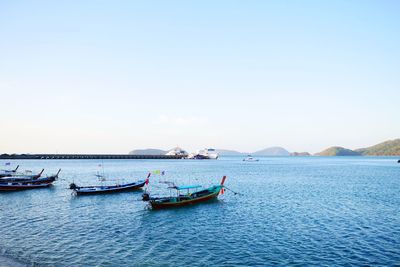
[0,169,60,184]
[69,173,150,195]
[0,181,53,191]
[0,169,60,191]
[1,169,45,180]
[143,176,227,209]
[0,165,20,178]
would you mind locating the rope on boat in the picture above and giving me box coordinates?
[223,186,243,196]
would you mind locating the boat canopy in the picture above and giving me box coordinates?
[174,185,202,190]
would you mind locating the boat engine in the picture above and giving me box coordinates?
[142,192,150,201]
[69,183,77,190]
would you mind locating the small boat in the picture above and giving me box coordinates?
[69,174,150,195]
[243,155,259,162]
[0,169,60,184]
[0,169,60,191]
[190,154,209,160]
[143,176,227,209]
[0,165,20,178]
[2,169,45,179]
[0,182,52,191]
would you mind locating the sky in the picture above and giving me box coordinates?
[0,0,399,154]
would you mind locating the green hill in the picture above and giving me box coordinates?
[355,139,400,156]
[315,146,361,156]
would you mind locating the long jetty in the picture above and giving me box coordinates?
[0,154,184,160]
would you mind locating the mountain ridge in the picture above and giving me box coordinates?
[315,146,361,156]
[129,139,400,156]
[315,139,400,156]
[356,139,400,156]
[252,147,290,156]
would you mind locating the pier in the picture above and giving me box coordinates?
[0,154,184,160]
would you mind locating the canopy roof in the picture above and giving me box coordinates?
[174,185,202,190]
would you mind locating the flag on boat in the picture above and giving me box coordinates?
[152,170,161,175]
[145,172,151,185]
[5,162,10,166]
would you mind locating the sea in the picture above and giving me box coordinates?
[0,156,399,266]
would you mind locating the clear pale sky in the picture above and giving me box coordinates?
[1,1,399,154]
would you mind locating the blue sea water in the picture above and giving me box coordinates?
[0,157,399,266]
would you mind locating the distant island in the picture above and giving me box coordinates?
[129,139,400,157]
[315,147,361,156]
[290,152,311,156]
[315,139,400,156]
[253,147,290,156]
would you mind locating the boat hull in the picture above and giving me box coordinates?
[149,185,222,209]
[0,183,52,191]
[0,176,56,184]
[74,181,146,195]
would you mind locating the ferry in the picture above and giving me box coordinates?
[187,148,219,159]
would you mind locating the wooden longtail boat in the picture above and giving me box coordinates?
[143,176,227,209]
[0,181,53,191]
[69,173,150,195]
[0,165,19,178]
[1,169,45,180]
[0,170,60,191]
[0,169,60,184]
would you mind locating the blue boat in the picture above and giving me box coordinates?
[69,174,150,195]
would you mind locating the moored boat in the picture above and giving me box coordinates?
[0,180,54,191]
[69,173,150,195]
[0,165,20,178]
[243,155,259,162]
[0,169,60,184]
[2,169,45,179]
[0,169,60,191]
[143,176,227,209]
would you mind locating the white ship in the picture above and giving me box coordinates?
[197,148,219,159]
[165,147,188,157]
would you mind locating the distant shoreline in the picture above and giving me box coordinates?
[0,154,184,160]
[0,154,398,160]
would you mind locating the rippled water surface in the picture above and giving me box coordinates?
[0,157,399,266]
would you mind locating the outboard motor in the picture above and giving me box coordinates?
[69,183,77,190]
[142,192,150,201]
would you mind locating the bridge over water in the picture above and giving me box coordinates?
[0,154,184,160]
